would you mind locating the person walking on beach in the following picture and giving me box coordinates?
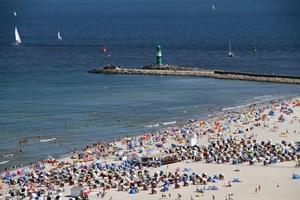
[178,193,182,200]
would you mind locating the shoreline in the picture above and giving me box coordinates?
[1,96,300,199]
[0,94,297,170]
[88,65,300,84]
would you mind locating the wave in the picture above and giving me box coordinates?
[222,106,237,111]
[40,138,56,142]
[253,95,274,100]
[222,103,254,111]
[144,124,159,128]
[0,160,10,165]
[2,154,14,157]
[162,121,177,125]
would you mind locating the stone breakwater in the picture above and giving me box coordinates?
[88,65,300,84]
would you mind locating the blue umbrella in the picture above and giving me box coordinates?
[129,188,137,194]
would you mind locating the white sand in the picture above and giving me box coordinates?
[102,162,300,200]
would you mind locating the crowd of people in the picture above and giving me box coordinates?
[1,98,299,199]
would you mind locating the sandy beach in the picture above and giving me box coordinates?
[1,97,300,200]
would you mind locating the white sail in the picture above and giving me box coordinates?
[228,40,234,57]
[15,27,21,43]
[58,31,62,40]
[212,4,215,10]
[14,11,17,16]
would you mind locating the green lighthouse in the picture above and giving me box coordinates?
[156,45,162,65]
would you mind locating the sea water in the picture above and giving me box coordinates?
[0,0,299,168]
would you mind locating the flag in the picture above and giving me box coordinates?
[103,46,107,53]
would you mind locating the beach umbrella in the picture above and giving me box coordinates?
[27,187,35,192]
[129,188,137,194]
[208,128,215,133]
[86,149,92,154]
[292,173,300,179]
[39,171,47,176]
[134,138,139,146]
[232,178,240,182]
[84,190,93,195]
[4,172,11,180]
[17,170,23,175]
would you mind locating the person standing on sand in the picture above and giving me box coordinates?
[178,193,182,200]
[213,194,215,200]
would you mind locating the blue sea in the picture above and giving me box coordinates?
[0,0,299,168]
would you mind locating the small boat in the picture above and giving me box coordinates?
[40,137,56,142]
[14,11,17,16]
[228,40,234,57]
[212,4,215,10]
[15,26,22,43]
[43,159,59,164]
[0,160,10,165]
[58,31,62,40]
[43,155,58,163]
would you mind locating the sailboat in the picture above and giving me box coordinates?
[228,40,234,57]
[58,30,62,40]
[15,26,22,43]
[212,4,215,10]
[14,11,17,16]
